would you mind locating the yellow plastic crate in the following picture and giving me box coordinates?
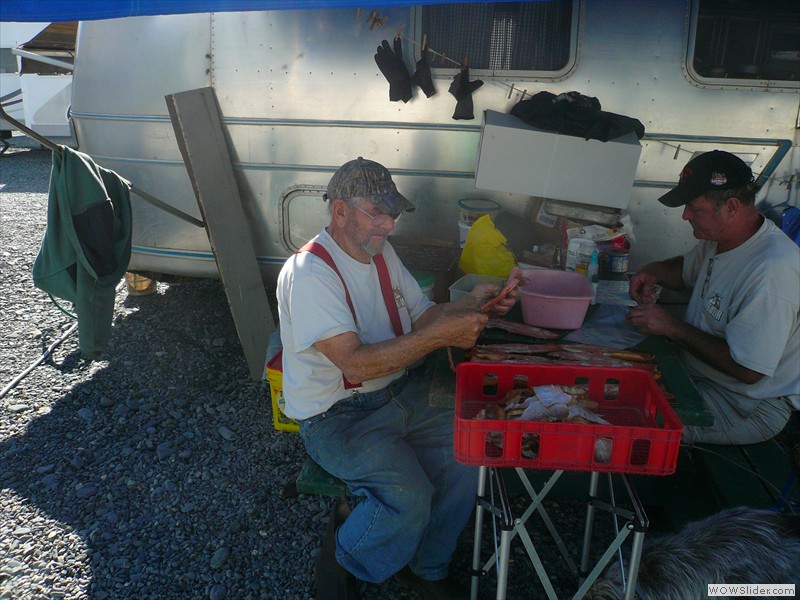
[266,350,299,433]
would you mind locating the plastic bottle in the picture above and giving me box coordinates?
[550,245,563,270]
[566,238,597,272]
[578,240,596,268]
[587,250,599,304]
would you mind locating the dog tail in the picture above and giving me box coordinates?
[776,511,800,539]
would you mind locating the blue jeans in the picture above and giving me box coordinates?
[299,370,479,583]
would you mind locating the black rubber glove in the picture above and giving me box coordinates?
[374,39,412,103]
[448,66,483,120]
[411,48,436,98]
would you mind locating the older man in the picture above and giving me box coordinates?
[627,150,799,445]
[277,157,516,599]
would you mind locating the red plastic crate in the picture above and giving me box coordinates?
[454,362,683,475]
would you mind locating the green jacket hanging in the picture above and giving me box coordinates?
[33,146,132,358]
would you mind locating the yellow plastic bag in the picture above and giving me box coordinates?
[458,214,517,278]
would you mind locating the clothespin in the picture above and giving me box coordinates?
[395,23,403,40]
[673,144,681,160]
[368,11,378,30]
[440,52,447,66]
[378,16,389,28]
[507,83,515,99]
[356,7,360,21]
[463,55,469,68]
[521,88,528,99]
[421,34,427,52]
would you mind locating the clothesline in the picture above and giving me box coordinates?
[359,7,536,102]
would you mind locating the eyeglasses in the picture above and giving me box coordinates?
[701,257,715,299]
[351,202,402,226]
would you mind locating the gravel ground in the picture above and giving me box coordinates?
[1,138,620,600]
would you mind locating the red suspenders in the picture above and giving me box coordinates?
[297,241,404,389]
[373,253,405,338]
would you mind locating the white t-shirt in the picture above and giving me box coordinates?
[276,229,436,419]
[681,217,800,415]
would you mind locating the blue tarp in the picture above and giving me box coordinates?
[0,0,531,23]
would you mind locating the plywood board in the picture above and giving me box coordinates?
[166,87,274,380]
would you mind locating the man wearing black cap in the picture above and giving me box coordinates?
[626,150,799,445]
[276,157,516,599]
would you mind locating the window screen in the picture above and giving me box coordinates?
[421,1,574,73]
[692,0,799,82]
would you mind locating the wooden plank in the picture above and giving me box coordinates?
[635,336,714,427]
[630,447,724,530]
[691,444,776,508]
[296,457,350,497]
[428,325,712,428]
[738,439,797,503]
[165,87,274,380]
[428,347,457,408]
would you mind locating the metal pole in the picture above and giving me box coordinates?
[0,322,78,400]
[0,105,205,228]
[11,48,74,71]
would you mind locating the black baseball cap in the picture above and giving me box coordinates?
[658,150,754,207]
[325,157,415,216]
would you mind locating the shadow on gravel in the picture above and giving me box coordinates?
[0,279,320,599]
[0,277,634,600]
[0,148,53,194]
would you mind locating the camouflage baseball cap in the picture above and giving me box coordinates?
[326,157,415,216]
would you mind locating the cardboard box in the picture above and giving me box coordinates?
[474,110,642,210]
[527,196,566,248]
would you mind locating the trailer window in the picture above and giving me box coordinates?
[0,49,18,74]
[418,1,576,77]
[691,0,800,85]
[19,56,72,76]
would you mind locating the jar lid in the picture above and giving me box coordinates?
[458,198,501,213]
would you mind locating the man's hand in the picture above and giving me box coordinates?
[629,269,660,304]
[626,304,764,384]
[429,309,489,349]
[318,299,490,382]
[625,303,681,337]
[629,256,685,304]
[467,281,518,315]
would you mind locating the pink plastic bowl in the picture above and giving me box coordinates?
[518,270,593,329]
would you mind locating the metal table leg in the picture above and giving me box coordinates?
[572,474,649,600]
[580,471,600,576]
[620,475,648,600]
[471,468,649,600]
[470,466,488,600]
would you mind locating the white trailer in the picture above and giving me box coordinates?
[4,1,799,280]
[0,22,74,140]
